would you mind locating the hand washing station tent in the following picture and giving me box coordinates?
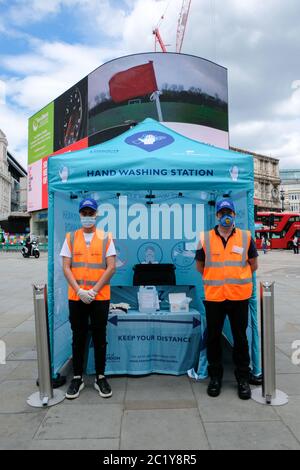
[48,118,261,379]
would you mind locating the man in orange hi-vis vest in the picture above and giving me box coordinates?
[196,199,258,400]
[60,198,116,400]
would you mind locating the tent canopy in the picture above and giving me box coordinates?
[48,118,253,193]
[47,119,259,379]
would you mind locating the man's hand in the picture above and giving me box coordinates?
[248,257,258,273]
[77,288,93,304]
[86,289,97,302]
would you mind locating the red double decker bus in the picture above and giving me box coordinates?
[255,212,300,249]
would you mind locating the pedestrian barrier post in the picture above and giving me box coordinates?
[27,284,65,408]
[252,281,288,406]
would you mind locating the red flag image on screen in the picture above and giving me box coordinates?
[109,61,158,103]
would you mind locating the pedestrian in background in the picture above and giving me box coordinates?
[261,235,268,254]
[293,235,299,254]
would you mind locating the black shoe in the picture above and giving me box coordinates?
[65,376,84,399]
[249,373,262,386]
[237,379,251,400]
[94,376,112,398]
[207,377,222,397]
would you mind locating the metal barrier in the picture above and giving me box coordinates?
[27,284,65,408]
[252,281,288,406]
[0,244,48,252]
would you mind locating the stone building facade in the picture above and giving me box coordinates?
[230,147,281,212]
[280,170,300,213]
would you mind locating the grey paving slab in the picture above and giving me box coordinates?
[192,383,279,422]
[281,422,300,443]
[7,348,37,361]
[0,439,31,450]
[204,421,300,450]
[276,374,300,395]
[0,412,47,442]
[4,361,38,381]
[1,331,35,350]
[0,313,32,328]
[125,374,196,406]
[125,399,196,410]
[274,396,300,422]
[0,304,33,316]
[272,397,300,442]
[29,438,119,450]
[0,328,13,338]
[275,332,300,343]
[277,342,298,357]
[121,409,209,450]
[275,350,300,374]
[0,380,41,413]
[275,321,300,333]
[13,321,35,333]
[35,404,123,440]
[0,362,20,383]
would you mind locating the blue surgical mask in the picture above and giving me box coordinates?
[219,214,235,227]
[80,216,96,228]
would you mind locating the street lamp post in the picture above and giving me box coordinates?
[280,189,285,212]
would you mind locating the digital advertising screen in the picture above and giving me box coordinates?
[27,53,228,211]
[88,53,228,148]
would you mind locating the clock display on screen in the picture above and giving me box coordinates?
[63,87,83,147]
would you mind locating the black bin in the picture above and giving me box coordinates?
[133,264,176,286]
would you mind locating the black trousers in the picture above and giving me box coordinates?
[69,300,110,377]
[205,299,250,380]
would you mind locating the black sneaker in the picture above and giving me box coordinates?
[207,377,222,397]
[65,377,84,400]
[94,376,112,398]
[237,379,251,400]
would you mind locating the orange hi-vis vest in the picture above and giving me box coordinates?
[66,228,112,301]
[200,227,253,302]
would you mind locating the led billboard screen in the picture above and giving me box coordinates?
[88,53,228,147]
[28,52,228,211]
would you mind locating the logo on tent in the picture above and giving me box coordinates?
[59,166,69,182]
[229,166,239,181]
[125,131,174,152]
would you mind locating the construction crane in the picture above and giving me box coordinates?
[153,27,167,52]
[153,0,192,53]
[152,2,170,53]
[176,0,192,53]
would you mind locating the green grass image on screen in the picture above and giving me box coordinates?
[88,102,228,135]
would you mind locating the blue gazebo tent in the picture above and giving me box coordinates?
[47,118,260,378]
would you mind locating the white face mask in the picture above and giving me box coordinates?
[80,216,96,228]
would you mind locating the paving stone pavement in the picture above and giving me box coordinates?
[0,251,299,450]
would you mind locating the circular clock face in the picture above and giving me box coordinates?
[63,87,82,147]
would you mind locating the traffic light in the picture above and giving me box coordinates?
[269,213,274,228]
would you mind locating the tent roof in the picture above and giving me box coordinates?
[48,118,253,192]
